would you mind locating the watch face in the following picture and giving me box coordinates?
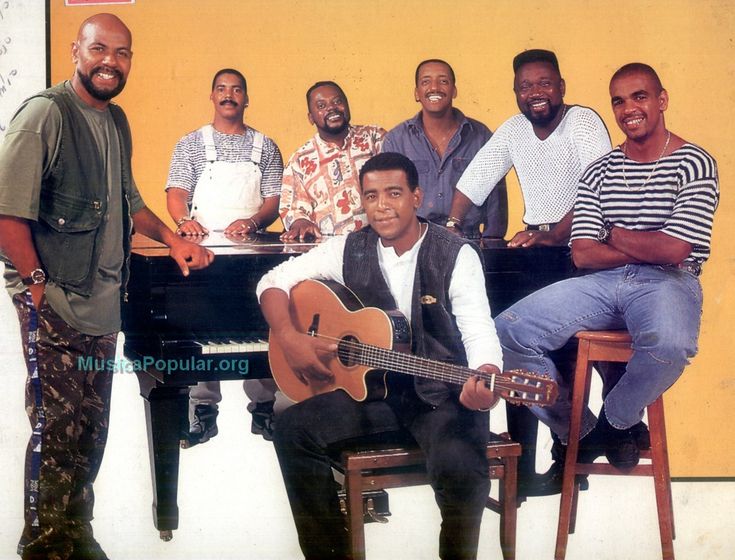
[31,269,46,283]
[23,268,47,285]
[597,225,610,243]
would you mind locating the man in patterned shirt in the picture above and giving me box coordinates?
[449,49,612,496]
[166,68,284,444]
[279,81,385,241]
[496,63,718,470]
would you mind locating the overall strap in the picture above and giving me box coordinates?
[250,130,265,166]
[200,125,217,162]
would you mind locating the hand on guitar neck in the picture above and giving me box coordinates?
[460,366,501,411]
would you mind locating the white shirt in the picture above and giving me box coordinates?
[256,229,503,371]
[456,105,611,225]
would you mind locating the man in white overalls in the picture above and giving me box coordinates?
[166,68,284,444]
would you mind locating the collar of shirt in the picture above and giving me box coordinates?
[313,124,356,153]
[406,108,472,140]
[376,224,429,321]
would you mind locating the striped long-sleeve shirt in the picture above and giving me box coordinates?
[571,143,719,263]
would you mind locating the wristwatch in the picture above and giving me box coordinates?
[597,222,614,244]
[21,268,47,286]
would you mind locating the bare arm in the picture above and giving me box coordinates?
[446,190,477,234]
[571,238,639,269]
[571,229,691,270]
[251,195,280,230]
[606,227,692,265]
[166,187,208,236]
[0,215,45,307]
[132,207,214,275]
[224,195,281,235]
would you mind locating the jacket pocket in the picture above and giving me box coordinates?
[35,190,103,286]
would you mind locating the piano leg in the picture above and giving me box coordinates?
[136,372,189,539]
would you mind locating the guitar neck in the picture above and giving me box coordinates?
[344,339,492,388]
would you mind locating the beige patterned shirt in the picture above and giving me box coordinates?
[279,124,385,235]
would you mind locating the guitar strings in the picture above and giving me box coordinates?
[311,333,550,398]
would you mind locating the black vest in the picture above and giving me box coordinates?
[343,222,483,406]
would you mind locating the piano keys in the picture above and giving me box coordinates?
[123,231,573,539]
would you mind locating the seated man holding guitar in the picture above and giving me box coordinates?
[257,152,554,559]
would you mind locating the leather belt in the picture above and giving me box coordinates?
[526,223,557,232]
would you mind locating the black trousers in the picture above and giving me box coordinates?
[273,375,490,560]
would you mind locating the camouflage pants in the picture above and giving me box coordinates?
[13,293,116,559]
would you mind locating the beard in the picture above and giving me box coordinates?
[320,111,349,135]
[76,67,126,101]
[323,120,349,135]
[522,101,563,126]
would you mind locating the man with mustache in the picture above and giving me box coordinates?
[495,62,718,473]
[165,68,284,445]
[0,13,213,560]
[279,81,385,241]
[448,49,613,497]
[382,59,508,239]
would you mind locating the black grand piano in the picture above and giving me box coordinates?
[123,231,573,539]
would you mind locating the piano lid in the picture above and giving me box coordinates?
[131,231,321,257]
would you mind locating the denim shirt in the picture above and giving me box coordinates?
[383,110,508,238]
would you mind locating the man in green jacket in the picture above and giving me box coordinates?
[0,13,212,560]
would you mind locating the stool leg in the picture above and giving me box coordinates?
[656,402,676,540]
[555,339,594,560]
[648,398,675,560]
[345,469,367,560]
[499,455,518,560]
[569,482,580,534]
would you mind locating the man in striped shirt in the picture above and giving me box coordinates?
[495,63,718,469]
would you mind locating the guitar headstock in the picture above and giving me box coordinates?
[497,369,558,407]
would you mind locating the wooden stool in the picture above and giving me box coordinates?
[555,330,675,560]
[333,433,521,560]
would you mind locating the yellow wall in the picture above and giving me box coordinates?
[50,0,735,476]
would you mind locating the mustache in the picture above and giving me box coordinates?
[219,99,238,107]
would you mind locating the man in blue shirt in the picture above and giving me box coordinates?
[382,59,507,239]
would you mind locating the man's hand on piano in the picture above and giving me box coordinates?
[224,219,258,236]
[280,219,322,243]
[169,237,215,276]
[275,331,337,385]
[507,229,549,249]
[459,364,501,411]
[176,218,209,237]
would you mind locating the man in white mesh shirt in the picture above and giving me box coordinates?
[447,49,612,498]
[448,49,611,247]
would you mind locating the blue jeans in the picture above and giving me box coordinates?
[273,374,490,560]
[495,265,702,443]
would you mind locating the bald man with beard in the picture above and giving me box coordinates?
[0,14,212,560]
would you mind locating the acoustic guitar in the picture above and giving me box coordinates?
[268,279,558,407]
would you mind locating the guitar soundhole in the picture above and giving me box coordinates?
[337,335,360,367]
